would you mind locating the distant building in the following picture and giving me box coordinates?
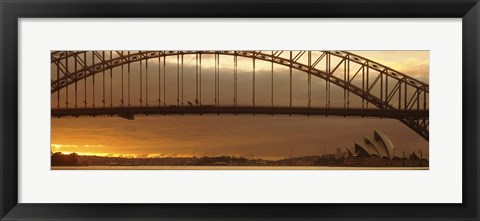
[335,147,346,160]
[344,130,428,167]
[213,162,228,166]
[350,130,395,160]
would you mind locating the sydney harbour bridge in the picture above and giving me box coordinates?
[51,51,429,140]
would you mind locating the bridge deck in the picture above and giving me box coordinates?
[51,106,428,119]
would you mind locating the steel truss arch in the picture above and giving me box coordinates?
[51,51,429,140]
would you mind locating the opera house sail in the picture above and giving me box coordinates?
[344,130,428,167]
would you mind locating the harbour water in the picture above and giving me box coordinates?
[52,166,429,170]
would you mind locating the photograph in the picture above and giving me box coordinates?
[50,50,429,170]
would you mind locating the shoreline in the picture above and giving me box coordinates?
[51,166,429,170]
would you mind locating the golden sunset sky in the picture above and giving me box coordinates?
[51,51,429,159]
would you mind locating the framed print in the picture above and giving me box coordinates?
[1,0,479,220]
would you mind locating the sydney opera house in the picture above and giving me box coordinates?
[344,130,428,167]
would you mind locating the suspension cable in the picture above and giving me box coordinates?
[102,51,105,108]
[177,54,179,106]
[65,55,69,109]
[253,55,255,107]
[181,54,184,106]
[343,56,346,108]
[121,52,124,107]
[74,54,78,108]
[290,51,292,108]
[325,53,329,109]
[347,56,350,108]
[234,53,237,106]
[84,52,87,108]
[308,51,312,107]
[214,54,217,106]
[199,53,202,105]
[57,59,60,109]
[140,58,143,106]
[163,55,166,106]
[195,54,198,106]
[110,51,113,107]
[93,52,96,107]
[128,51,130,106]
[146,55,148,106]
[271,51,274,107]
[161,51,162,106]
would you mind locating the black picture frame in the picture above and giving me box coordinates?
[1,0,479,220]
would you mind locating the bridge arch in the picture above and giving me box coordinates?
[51,51,429,140]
